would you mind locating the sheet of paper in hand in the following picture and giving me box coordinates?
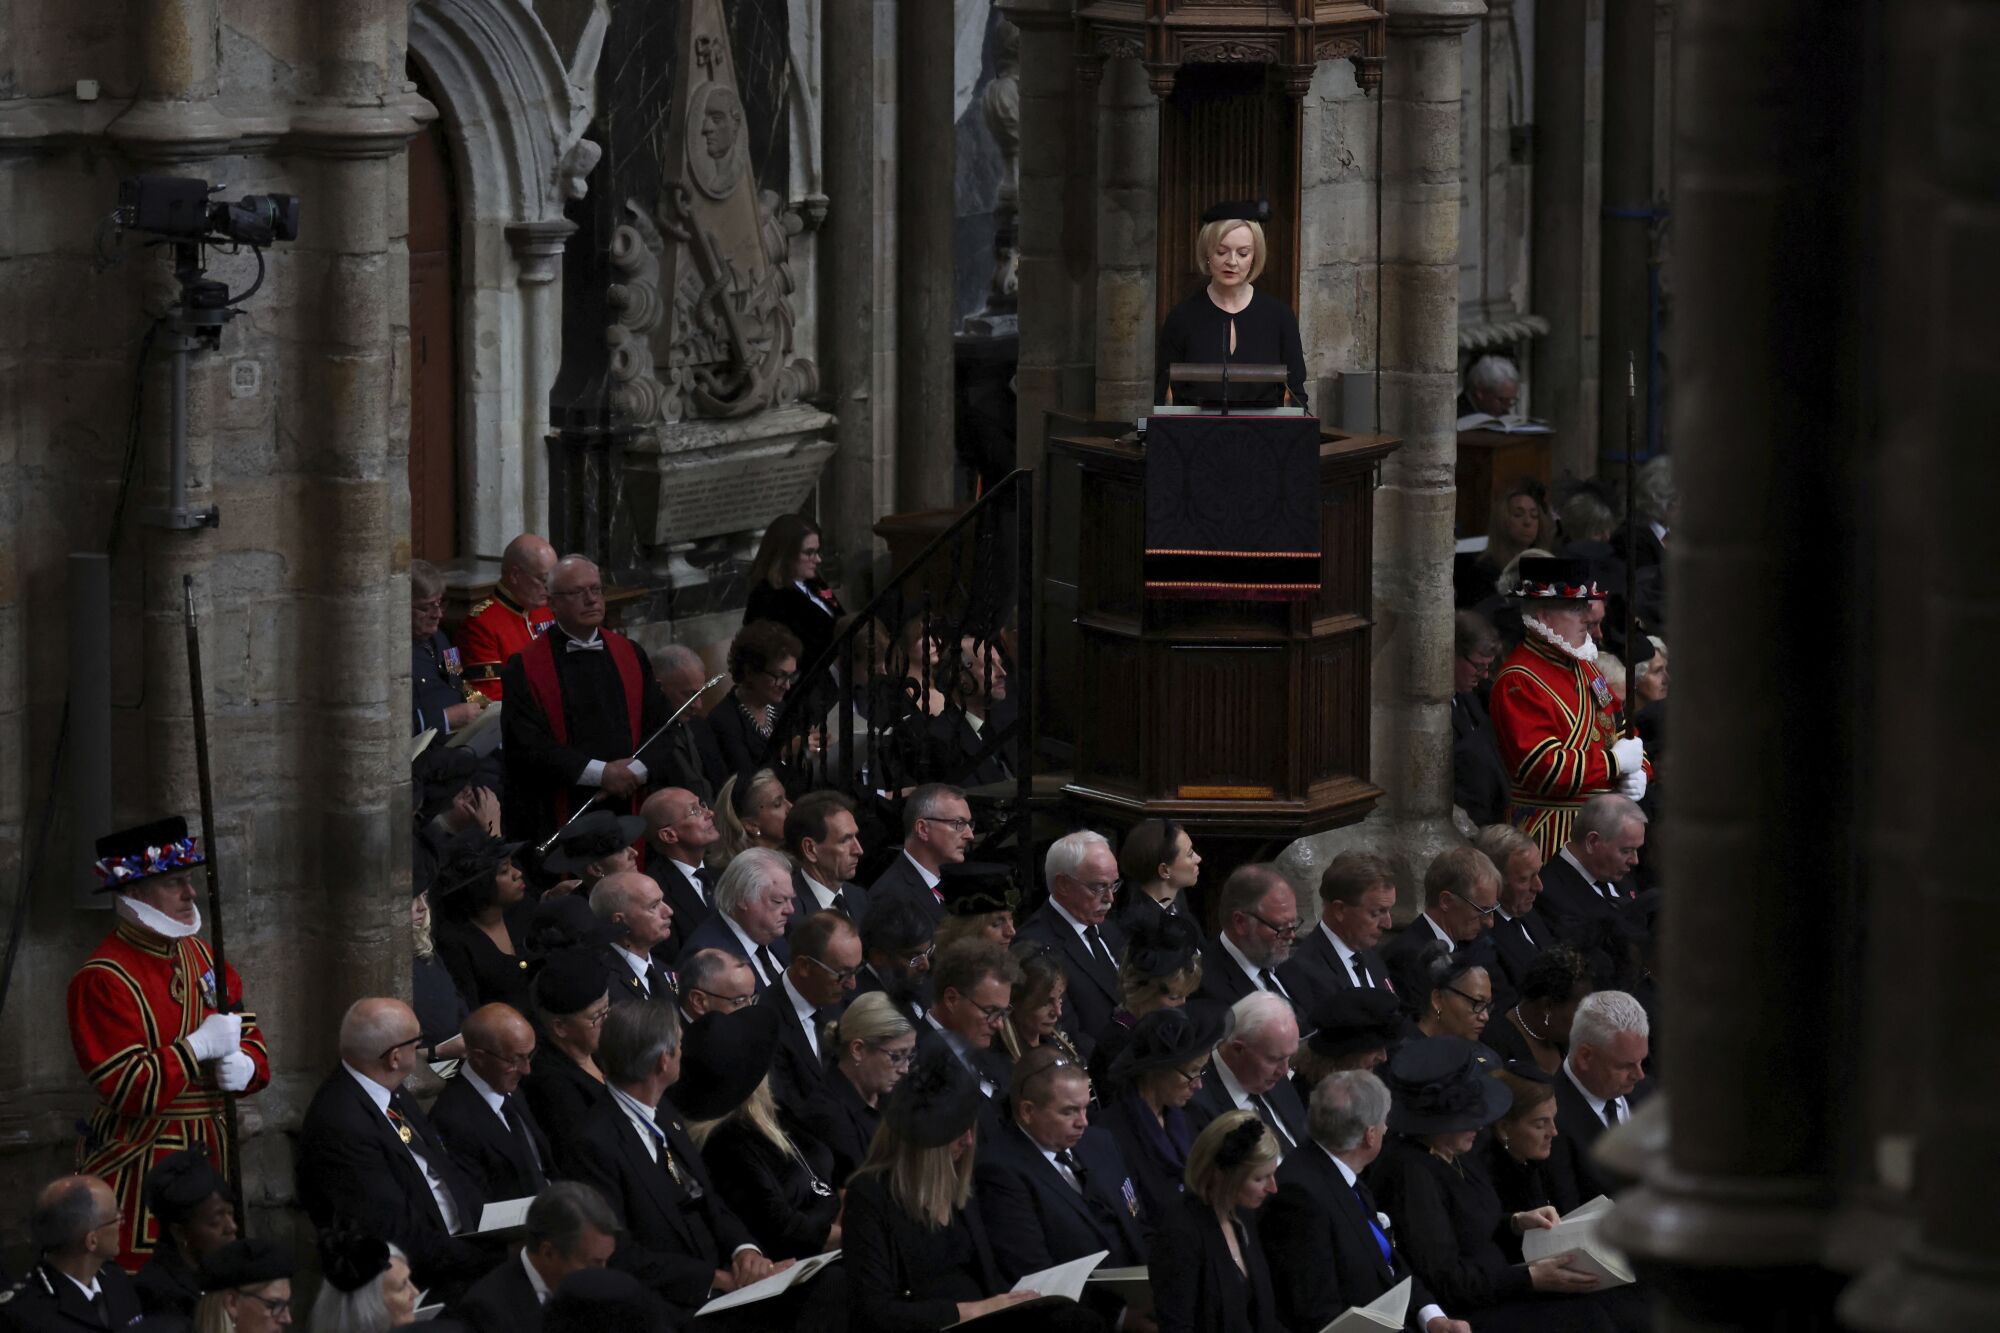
[1318,1275,1412,1332]
[697,1250,842,1316]
[1520,1195,1634,1287]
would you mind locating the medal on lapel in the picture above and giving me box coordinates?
[397,1123,413,1145]
[443,646,464,682]
[1122,1177,1140,1217]
[1590,672,1613,708]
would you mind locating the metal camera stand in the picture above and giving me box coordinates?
[145,242,235,531]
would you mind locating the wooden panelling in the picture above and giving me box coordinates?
[1078,469,1146,620]
[1157,644,1291,797]
[1076,631,1145,794]
[1302,632,1368,784]
[1316,468,1376,619]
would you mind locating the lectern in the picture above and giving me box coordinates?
[1041,410,1400,843]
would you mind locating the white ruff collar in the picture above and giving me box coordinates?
[1522,614,1599,664]
[117,895,204,940]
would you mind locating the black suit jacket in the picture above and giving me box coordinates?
[1197,935,1309,1026]
[1278,922,1392,1013]
[1451,690,1512,827]
[1488,909,1555,995]
[698,1115,841,1260]
[676,914,790,992]
[2,1261,144,1333]
[1149,1193,1284,1333]
[974,1121,1148,1281]
[866,852,945,926]
[648,852,717,962]
[1187,1068,1309,1155]
[792,862,870,924]
[1535,851,1636,946]
[450,1253,542,1333]
[769,977,834,1113]
[296,1068,493,1295]
[1546,1066,1654,1213]
[1380,916,1500,1001]
[430,1071,554,1204]
[558,1093,756,1317]
[795,1066,880,1189]
[842,1172,1006,1332]
[1015,904,1126,1041]
[597,943,675,1007]
[520,1047,612,1169]
[1260,1146,1435,1333]
[850,964,926,1029]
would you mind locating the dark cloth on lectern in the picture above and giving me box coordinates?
[1154,286,1309,410]
[1143,414,1322,602]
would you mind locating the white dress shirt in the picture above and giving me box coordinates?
[1563,1058,1629,1126]
[344,1063,463,1232]
[460,1063,509,1125]
[1558,846,1613,897]
[902,849,941,891]
[521,1247,552,1304]
[801,870,840,913]
[665,856,708,905]
[1219,931,1294,1001]
[1320,921,1371,987]
[611,942,658,997]
[722,913,779,986]
[781,971,821,1060]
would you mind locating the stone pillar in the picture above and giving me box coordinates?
[1528,0,1602,478]
[1092,56,1158,422]
[1596,0,1654,468]
[1601,0,1867,1324]
[108,0,232,152]
[507,220,576,540]
[895,0,956,511]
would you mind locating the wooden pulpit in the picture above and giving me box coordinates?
[1041,411,1399,842]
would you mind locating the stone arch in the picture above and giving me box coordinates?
[407,0,606,556]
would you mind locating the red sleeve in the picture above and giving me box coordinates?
[1489,669,1617,800]
[456,611,503,670]
[67,963,203,1117]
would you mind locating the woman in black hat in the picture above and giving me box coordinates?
[192,1238,292,1333]
[539,810,644,893]
[1149,1111,1284,1333]
[309,1229,418,1333]
[1153,202,1308,411]
[1369,1038,1613,1333]
[935,862,1022,954]
[1290,986,1404,1103]
[842,1047,1105,1331]
[519,947,615,1145]
[683,1004,842,1259]
[1096,1003,1232,1227]
[431,834,535,1010]
[135,1147,238,1319]
[1084,912,1202,1090]
[798,991,918,1188]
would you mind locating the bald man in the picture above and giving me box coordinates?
[431,1003,554,1203]
[457,533,558,700]
[0,1175,143,1329]
[501,556,676,845]
[589,871,677,1005]
[297,998,496,1299]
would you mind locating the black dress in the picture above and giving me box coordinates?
[745,579,844,676]
[699,1116,841,1259]
[1148,1193,1282,1333]
[134,1244,202,1319]
[432,911,533,1011]
[1153,286,1309,410]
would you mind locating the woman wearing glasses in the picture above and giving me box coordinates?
[712,619,803,775]
[798,992,918,1187]
[191,1238,292,1333]
[1416,948,1497,1045]
[744,514,844,680]
[1098,1003,1233,1226]
[519,948,615,1148]
[1086,911,1202,1090]
[713,767,791,871]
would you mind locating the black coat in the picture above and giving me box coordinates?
[450,1253,543,1333]
[1545,1067,1653,1213]
[841,1172,1002,1332]
[432,913,533,1012]
[769,980,835,1113]
[851,964,928,1028]
[1097,1093,1194,1229]
[1259,1146,1436,1333]
[295,1068,494,1296]
[794,862,871,925]
[1197,937,1308,1027]
[974,1121,1149,1281]
[648,715,729,807]
[0,1261,144,1333]
[558,1092,757,1318]
[796,1066,881,1189]
[1148,1193,1283,1333]
[745,580,844,679]
[1368,1137,1533,1313]
[1187,1070,1309,1156]
[597,943,675,1007]
[1380,917,1502,1006]
[1277,922,1392,1012]
[413,952,470,1054]
[430,1071,555,1204]
[1113,890,1205,950]
[648,852,717,962]
[698,1116,841,1260]
[676,915,790,993]
[1488,910,1555,997]
[867,852,946,927]
[133,1245,201,1320]
[708,694,777,776]
[1534,853,1636,948]
[1015,905,1126,1042]
[1451,690,1512,827]
[520,1047,611,1169]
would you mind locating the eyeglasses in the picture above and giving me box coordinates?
[242,1293,291,1319]
[690,986,759,1011]
[675,800,713,821]
[972,1000,1015,1026]
[574,1006,612,1029]
[901,945,937,968]
[472,1046,536,1069]
[921,815,974,831]
[803,954,862,985]
[1071,878,1122,900]
[88,1211,124,1231]
[377,1034,423,1062]
[1166,1063,1211,1087]
[1448,892,1500,918]
[1444,985,1494,1017]
[800,547,823,560]
[1242,908,1300,939]
[867,1043,915,1069]
[760,669,800,686]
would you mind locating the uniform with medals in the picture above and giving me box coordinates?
[455,588,554,702]
[66,818,270,1270]
[0,1258,144,1332]
[413,628,474,736]
[1488,558,1651,856]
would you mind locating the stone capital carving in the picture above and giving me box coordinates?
[507,218,578,284]
[1384,0,1488,38]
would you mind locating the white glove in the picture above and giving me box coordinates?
[186,1012,243,1062]
[1619,769,1648,801]
[214,1050,256,1092]
[1611,737,1645,775]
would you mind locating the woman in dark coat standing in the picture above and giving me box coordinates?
[744,514,844,676]
[709,619,805,775]
[1153,201,1308,411]
[1148,1111,1285,1333]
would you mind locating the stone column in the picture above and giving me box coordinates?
[1596,0,1654,468]
[1601,0,1866,1324]
[507,220,577,540]
[1528,0,1602,477]
[895,0,956,511]
[1092,56,1158,422]
[108,0,232,152]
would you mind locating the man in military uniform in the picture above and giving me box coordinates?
[0,1175,144,1331]
[66,818,270,1270]
[1488,556,1650,856]
[413,559,485,737]
[456,532,558,701]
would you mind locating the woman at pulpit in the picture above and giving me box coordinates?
[1153,200,1310,412]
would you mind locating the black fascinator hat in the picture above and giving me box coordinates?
[883,1044,982,1148]
[317,1223,391,1294]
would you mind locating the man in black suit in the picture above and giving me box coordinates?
[1537,794,1649,946]
[1,1175,145,1332]
[975,1049,1149,1325]
[852,898,935,1027]
[1548,990,1655,1212]
[1380,846,1504,1000]
[452,1182,620,1333]
[639,787,720,961]
[1187,992,1308,1156]
[1197,862,1308,1022]
[557,1000,789,1322]
[431,1004,555,1204]
[1473,824,1557,995]
[919,940,1018,1105]
[866,783,975,925]
[1016,830,1129,1041]
[1450,610,1511,826]
[652,644,728,803]
[1260,1071,1468,1333]
[1280,850,1398,1009]
[296,998,494,1297]
[676,848,796,992]
[589,871,678,1006]
[786,790,870,921]
[770,911,862,1113]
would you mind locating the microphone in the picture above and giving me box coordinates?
[1219,320,1233,416]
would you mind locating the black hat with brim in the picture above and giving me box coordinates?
[432,832,528,902]
[1109,1000,1235,1083]
[1200,199,1271,224]
[673,1002,782,1121]
[1305,987,1405,1060]
[939,861,1021,917]
[1121,910,1200,982]
[884,1044,983,1148]
[532,947,614,1017]
[200,1238,293,1292]
[1510,555,1605,602]
[542,811,646,877]
[93,816,205,893]
[144,1145,232,1224]
[1384,1035,1512,1135]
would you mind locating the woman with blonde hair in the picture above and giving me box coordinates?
[1154,200,1309,410]
[934,862,1020,954]
[797,990,917,1187]
[998,942,1080,1066]
[712,767,790,870]
[190,1238,292,1333]
[1148,1110,1285,1333]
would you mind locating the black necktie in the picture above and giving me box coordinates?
[1252,1094,1295,1147]
[503,1095,548,1189]
[755,945,780,988]
[1604,1098,1625,1127]
[1084,925,1116,975]
[85,1290,108,1330]
[1259,967,1289,1000]
[1054,1148,1087,1193]
[1596,880,1616,900]
[1352,955,1373,988]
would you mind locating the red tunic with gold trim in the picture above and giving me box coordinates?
[1488,633,1648,855]
[66,920,270,1270]
[454,589,555,701]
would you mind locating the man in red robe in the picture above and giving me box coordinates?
[1488,557,1650,856]
[66,817,270,1270]
[454,532,558,701]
